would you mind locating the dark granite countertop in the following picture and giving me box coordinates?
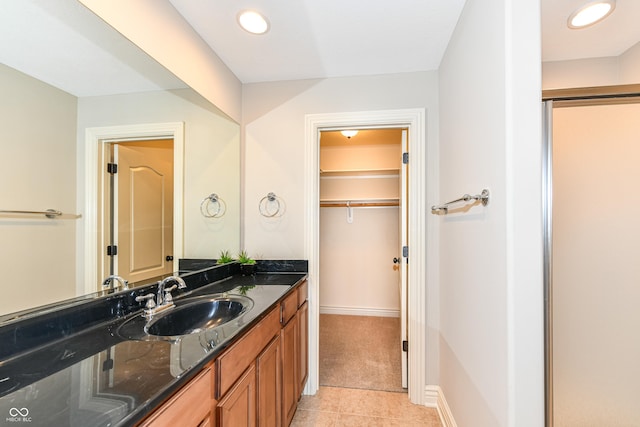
[0,266,307,427]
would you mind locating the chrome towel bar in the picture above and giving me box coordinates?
[431,189,490,214]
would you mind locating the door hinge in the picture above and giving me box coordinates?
[403,340,408,352]
[102,358,114,371]
[402,152,409,164]
[402,246,408,258]
[107,245,118,256]
[107,163,118,174]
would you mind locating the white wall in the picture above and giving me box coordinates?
[77,88,240,284]
[552,104,640,426]
[0,64,77,314]
[438,0,543,425]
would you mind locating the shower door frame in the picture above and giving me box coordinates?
[542,84,640,427]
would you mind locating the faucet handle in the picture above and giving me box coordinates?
[163,285,178,303]
[135,293,156,310]
[173,276,187,289]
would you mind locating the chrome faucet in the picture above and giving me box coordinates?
[102,275,129,290]
[135,276,187,318]
[157,276,187,306]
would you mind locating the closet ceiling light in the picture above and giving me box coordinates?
[341,130,359,139]
[237,10,270,35]
[568,0,615,29]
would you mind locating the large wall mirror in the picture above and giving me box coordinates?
[0,0,240,318]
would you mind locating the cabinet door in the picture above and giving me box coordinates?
[280,317,298,427]
[297,301,309,399]
[217,364,256,427]
[140,368,213,427]
[257,335,281,427]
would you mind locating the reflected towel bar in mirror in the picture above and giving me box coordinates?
[0,209,82,219]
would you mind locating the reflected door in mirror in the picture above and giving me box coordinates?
[111,140,174,284]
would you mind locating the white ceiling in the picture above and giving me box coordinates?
[541,0,640,62]
[168,0,467,83]
[2,0,640,97]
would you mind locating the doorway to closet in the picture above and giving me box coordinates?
[304,108,427,404]
[318,128,408,392]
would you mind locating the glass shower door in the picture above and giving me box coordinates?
[548,101,640,426]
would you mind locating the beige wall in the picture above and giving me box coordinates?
[543,41,640,89]
[552,104,640,426]
[320,206,400,315]
[0,64,77,314]
[79,0,242,122]
[242,71,438,258]
[321,144,400,172]
[319,141,402,316]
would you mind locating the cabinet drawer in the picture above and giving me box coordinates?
[216,306,280,399]
[297,280,308,307]
[280,288,298,325]
[140,367,212,427]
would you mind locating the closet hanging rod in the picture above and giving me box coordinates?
[0,209,82,219]
[431,189,490,214]
[320,199,399,208]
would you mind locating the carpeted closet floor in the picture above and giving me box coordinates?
[319,314,405,393]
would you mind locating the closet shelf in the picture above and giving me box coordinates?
[319,168,399,177]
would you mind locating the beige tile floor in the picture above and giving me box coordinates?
[291,386,443,426]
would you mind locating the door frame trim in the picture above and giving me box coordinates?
[303,109,427,404]
[83,122,184,295]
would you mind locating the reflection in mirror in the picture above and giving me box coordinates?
[0,0,240,319]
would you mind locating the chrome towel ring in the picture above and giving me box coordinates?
[259,192,284,217]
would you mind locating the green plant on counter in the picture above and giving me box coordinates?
[217,250,234,264]
[237,250,256,265]
[238,285,256,296]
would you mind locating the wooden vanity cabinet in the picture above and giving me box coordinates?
[257,335,282,427]
[280,310,298,426]
[139,366,216,427]
[217,364,256,427]
[297,280,309,397]
[281,280,309,427]
[217,327,283,427]
[297,301,308,396]
[215,306,281,427]
[141,280,308,427]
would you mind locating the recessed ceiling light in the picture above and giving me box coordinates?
[568,0,615,29]
[237,10,270,35]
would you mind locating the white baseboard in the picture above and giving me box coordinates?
[425,385,457,427]
[319,305,400,318]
